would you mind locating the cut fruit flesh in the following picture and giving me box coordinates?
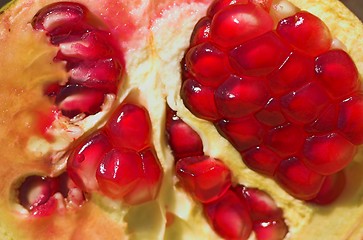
[0,0,362,240]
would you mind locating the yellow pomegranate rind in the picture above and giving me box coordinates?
[0,0,362,239]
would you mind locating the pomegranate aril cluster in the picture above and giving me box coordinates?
[166,108,288,239]
[181,0,361,201]
[32,2,124,118]
[67,103,163,205]
[18,173,85,217]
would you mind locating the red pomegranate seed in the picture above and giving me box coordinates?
[315,49,359,98]
[255,98,286,127]
[165,109,204,160]
[181,78,220,121]
[57,31,114,60]
[123,149,163,205]
[306,104,338,133]
[105,103,151,151]
[276,11,332,56]
[214,75,269,119]
[55,85,105,118]
[210,3,273,48]
[18,176,59,212]
[203,189,252,239]
[310,170,346,205]
[275,157,325,200]
[302,133,357,175]
[265,124,306,157]
[68,58,122,93]
[253,219,288,240]
[96,148,142,200]
[207,0,248,17]
[67,131,112,191]
[242,146,282,176]
[189,17,212,46]
[281,82,331,124]
[31,2,86,32]
[268,51,313,95]
[185,42,230,88]
[338,95,363,145]
[235,186,282,221]
[229,31,291,76]
[175,156,231,203]
[216,117,264,152]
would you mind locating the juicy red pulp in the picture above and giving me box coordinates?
[166,109,288,240]
[32,2,124,119]
[181,0,361,201]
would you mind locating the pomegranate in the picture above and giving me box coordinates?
[0,0,362,239]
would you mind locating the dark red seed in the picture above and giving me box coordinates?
[210,3,273,48]
[181,78,220,121]
[280,82,331,124]
[68,58,122,93]
[32,2,86,32]
[254,219,288,240]
[67,131,112,191]
[55,85,105,118]
[105,103,151,151]
[123,149,163,205]
[310,171,346,205]
[275,157,325,200]
[176,156,231,203]
[185,42,230,88]
[96,148,142,200]
[207,0,248,17]
[190,17,212,46]
[229,31,291,76]
[216,117,264,152]
[242,146,282,176]
[165,109,204,160]
[338,95,363,145]
[203,189,252,239]
[265,124,306,157]
[315,50,359,99]
[215,75,269,119]
[303,133,357,175]
[276,11,332,56]
[306,104,339,133]
[255,98,286,127]
[268,51,313,95]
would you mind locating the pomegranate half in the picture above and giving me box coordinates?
[0,0,362,239]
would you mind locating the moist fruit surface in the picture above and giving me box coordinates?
[0,0,363,239]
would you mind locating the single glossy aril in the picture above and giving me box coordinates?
[203,189,253,239]
[275,157,325,200]
[181,79,220,121]
[67,131,112,191]
[210,3,273,48]
[276,11,332,56]
[229,31,291,76]
[165,109,204,160]
[122,148,163,205]
[185,42,230,88]
[215,75,269,119]
[216,117,264,152]
[105,103,151,151]
[242,146,282,176]
[315,49,359,98]
[303,133,357,175]
[176,156,231,203]
[310,170,346,205]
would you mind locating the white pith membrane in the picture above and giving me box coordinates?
[0,0,363,239]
